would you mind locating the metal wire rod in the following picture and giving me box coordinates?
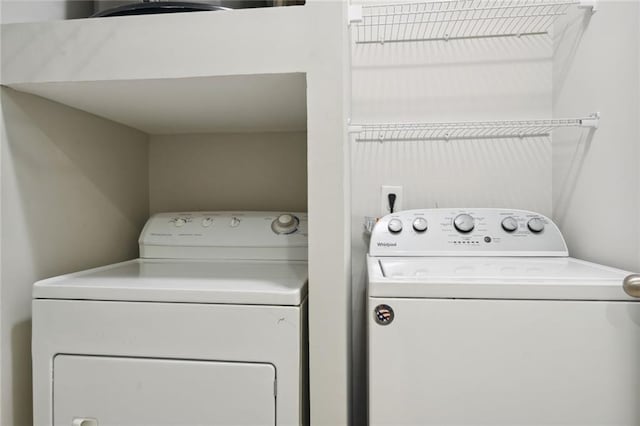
[348,114,599,142]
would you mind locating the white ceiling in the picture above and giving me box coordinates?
[11,73,307,134]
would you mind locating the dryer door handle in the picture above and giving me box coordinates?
[72,418,98,426]
[623,274,640,298]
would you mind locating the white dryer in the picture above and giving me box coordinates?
[33,211,308,426]
[368,208,640,426]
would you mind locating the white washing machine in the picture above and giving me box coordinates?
[33,211,308,426]
[368,208,640,426]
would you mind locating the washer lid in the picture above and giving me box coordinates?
[33,259,307,306]
[368,256,633,301]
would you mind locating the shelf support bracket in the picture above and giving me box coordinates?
[348,4,363,26]
[579,112,600,129]
[578,0,597,14]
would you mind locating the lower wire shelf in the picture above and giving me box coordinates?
[348,113,599,142]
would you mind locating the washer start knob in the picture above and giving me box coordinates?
[271,214,299,234]
[387,218,403,233]
[454,214,475,233]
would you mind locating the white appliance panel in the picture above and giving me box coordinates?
[54,355,275,426]
[140,211,308,260]
[33,300,307,426]
[368,255,632,300]
[368,297,640,426]
[34,258,307,305]
[369,208,567,257]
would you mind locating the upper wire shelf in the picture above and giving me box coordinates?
[349,114,599,142]
[350,0,596,44]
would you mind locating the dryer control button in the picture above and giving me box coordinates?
[271,214,299,234]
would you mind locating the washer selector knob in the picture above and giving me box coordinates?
[174,218,186,227]
[412,217,428,232]
[271,214,299,234]
[453,214,475,233]
[527,217,545,233]
[501,216,518,233]
[387,218,403,233]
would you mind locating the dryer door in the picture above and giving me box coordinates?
[53,355,276,426]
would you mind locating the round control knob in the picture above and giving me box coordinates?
[501,217,518,233]
[201,217,214,228]
[527,217,545,233]
[453,214,474,233]
[271,214,299,234]
[174,218,186,227]
[387,218,403,233]
[412,217,428,232]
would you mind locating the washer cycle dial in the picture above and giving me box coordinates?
[501,217,518,233]
[388,219,403,233]
[271,214,299,235]
[453,214,475,233]
[412,217,428,232]
[527,217,545,233]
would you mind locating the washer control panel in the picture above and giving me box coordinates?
[370,208,567,257]
[140,211,308,260]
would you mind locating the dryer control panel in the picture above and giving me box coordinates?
[370,208,567,257]
[140,211,308,260]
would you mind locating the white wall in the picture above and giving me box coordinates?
[0,88,149,426]
[149,132,307,213]
[1,0,93,24]
[552,1,640,272]
[350,16,554,422]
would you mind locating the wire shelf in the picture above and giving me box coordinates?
[351,0,594,44]
[349,114,599,142]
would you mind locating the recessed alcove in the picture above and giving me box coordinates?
[1,3,350,424]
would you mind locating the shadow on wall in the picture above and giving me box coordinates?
[552,8,592,105]
[12,320,32,426]
[552,128,596,228]
[351,34,553,124]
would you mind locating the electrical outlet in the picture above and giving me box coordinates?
[381,185,403,216]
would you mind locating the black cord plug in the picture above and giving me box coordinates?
[388,193,397,214]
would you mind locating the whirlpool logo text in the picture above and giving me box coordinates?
[377,242,397,247]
